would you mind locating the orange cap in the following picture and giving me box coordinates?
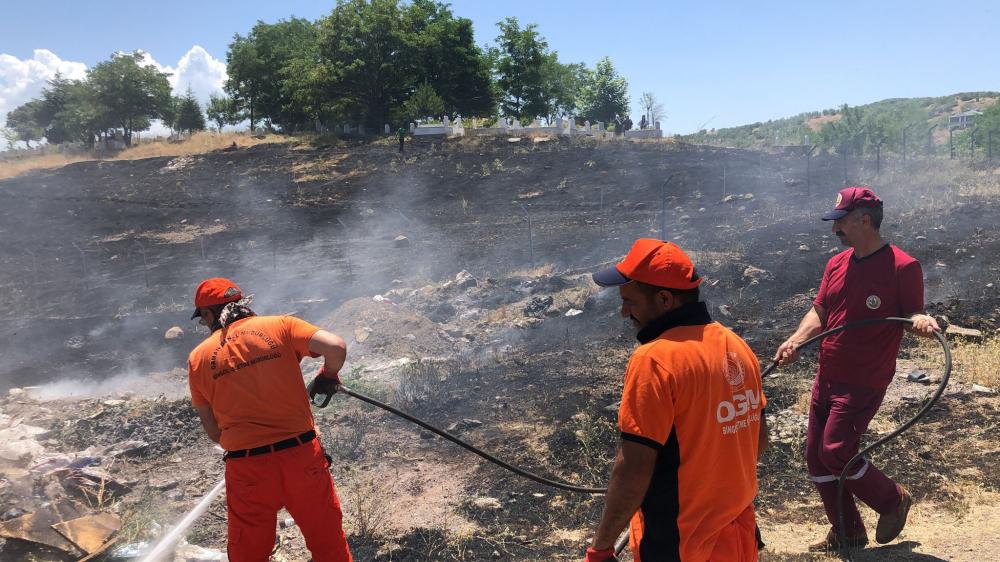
[190,277,243,319]
[593,239,701,290]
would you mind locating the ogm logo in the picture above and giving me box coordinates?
[716,388,761,423]
[724,352,745,387]
[866,294,881,310]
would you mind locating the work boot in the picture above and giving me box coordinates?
[808,529,869,552]
[876,485,913,544]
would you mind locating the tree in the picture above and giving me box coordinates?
[2,127,19,149]
[226,34,265,131]
[405,0,494,117]
[639,91,664,128]
[160,96,182,133]
[493,17,548,120]
[402,82,445,121]
[34,76,112,147]
[542,58,587,118]
[577,57,629,124]
[315,0,416,129]
[225,18,319,133]
[87,51,172,146]
[5,101,44,147]
[176,89,207,134]
[206,94,242,132]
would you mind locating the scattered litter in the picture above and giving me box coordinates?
[565,309,583,317]
[0,503,85,555]
[472,497,502,510]
[523,295,554,317]
[905,370,930,384]
[111,541,149,558]
[945,325,983,341]
[52,512,120,554]
[971,384,996,395]
[354,327,372,343]
[798,244,811,252]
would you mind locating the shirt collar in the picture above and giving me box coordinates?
[636,301,713,344]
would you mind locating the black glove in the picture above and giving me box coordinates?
[308,368,342,408]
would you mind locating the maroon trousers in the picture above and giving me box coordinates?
[805,378,902,535]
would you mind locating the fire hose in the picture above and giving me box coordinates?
[313,316,950,560]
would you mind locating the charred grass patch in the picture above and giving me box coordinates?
[52,398,201,457]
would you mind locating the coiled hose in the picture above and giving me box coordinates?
[333,316,951,560]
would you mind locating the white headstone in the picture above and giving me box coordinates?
[655,121,661,131]
[585,120,591,131]
[410,123,416,132]
[513,119,521,129]
[384,124,390,134]
[443,115,450,127]
[556,116,563,129]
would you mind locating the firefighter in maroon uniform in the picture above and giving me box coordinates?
[774,187,940,552]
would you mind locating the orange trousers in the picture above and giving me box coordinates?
[224,439,352,562]
[630,504,758,562]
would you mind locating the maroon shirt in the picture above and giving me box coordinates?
[813,244,924,389]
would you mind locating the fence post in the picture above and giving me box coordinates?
[970,127,977,161]
[927,125,936,156]
[72,242,88,290]
[519,203,534,268]
[989,130,994,165]
[806,149,811,194]
[949,128,955,160]
[660,175,674,241]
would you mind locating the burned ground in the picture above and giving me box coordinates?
[0,137,998,561]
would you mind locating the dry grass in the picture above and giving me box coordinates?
[0,152,93,180]
[950,337,1000,387]
[0,132,287,181]
[111,132,284,161]
[907,336,1000,387]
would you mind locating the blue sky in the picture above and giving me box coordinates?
[2,0,999,134]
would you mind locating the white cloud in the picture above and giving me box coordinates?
[0,49,87,125]
[138,46,227,104]
[1,46,227,131]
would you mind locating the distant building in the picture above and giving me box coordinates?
[949,109,982,129]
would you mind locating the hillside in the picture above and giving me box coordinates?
[680,91,1000,149]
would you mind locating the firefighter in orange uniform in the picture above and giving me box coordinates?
[585,239,768,562]
[187,278,352,562]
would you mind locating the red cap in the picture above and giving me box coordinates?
[593,239,702,290]
[822,186,883,220]
[190,277,243,319]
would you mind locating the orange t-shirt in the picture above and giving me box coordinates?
[188,315,321,451]
[619,318,765,562]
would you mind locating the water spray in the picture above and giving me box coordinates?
[136,478,226,562]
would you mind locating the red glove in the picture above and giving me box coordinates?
[584,547,617,562]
